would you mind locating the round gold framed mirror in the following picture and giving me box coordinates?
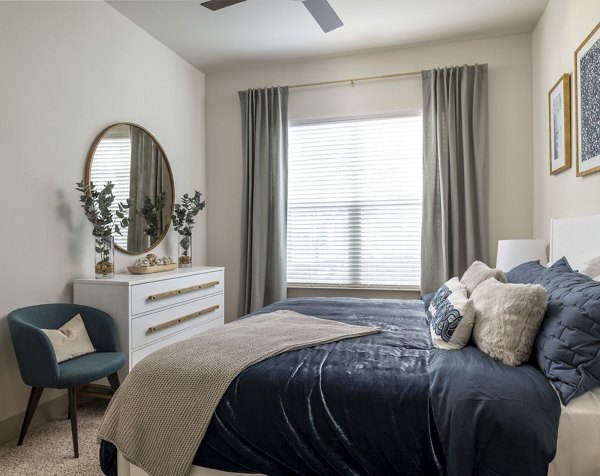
[85,123,175,254]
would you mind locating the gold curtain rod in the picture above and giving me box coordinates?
[288,70,422,89]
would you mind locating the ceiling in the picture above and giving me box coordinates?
[108,0,549,73]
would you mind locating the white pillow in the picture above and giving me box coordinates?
[42,314,96,363]
[429,277,476,350]
[471,278,547,366]
[575,256,600,277]
[460,260,506,295]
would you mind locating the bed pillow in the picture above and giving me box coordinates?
[534,256,574,282]
[421,293,435,311]
[471,278,547,366]
[574,255,600,278]
[460,260,507,295]
[428,277,465,315]
[41,314,96,363]
[429,277,475,350]
[533,257,600,404]
[506,260,546,284]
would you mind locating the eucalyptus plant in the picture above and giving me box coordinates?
[139,192,168,244]
[76,180,131,270]
[171,191,206,264]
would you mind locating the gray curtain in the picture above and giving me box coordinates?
[239,87,289,314]
[128,127,168,250]
[421,64,489,294]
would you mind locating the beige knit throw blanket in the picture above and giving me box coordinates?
[97,309,380,476]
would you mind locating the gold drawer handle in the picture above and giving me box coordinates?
[148,304,220,333]
[148,281,220,301]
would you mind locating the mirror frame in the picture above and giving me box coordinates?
[85,122,175,255]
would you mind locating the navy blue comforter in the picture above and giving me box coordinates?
[101,297,560,476]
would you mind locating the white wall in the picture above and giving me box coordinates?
[206,34,534,321]
[532,0,600,241]
[0,1,205,436]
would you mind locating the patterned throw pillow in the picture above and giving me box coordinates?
[429,277,475,350]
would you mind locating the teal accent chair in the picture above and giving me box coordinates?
[7,303,126,458]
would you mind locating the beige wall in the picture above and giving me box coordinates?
[532,0,600,241]
[206,34,534,321]
[0,1,206,439]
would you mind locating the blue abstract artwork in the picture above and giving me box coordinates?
[579,31,600,163]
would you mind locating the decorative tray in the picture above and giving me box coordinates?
[127,264,177,275]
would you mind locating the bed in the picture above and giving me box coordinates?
[546,215,600,476]
[100,215,600,476]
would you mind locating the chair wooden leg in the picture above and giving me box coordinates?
[17,387,44,446]
[68,388,78,458]
[67,387,79,420]
[107,373,120,393]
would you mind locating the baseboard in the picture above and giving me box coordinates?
[0,387,105,446]
[0,392,68,445]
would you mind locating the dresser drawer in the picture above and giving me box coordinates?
[74,266,225,373]
[130,316,223,368]
[131,293,223,350]
[130,270,223,316]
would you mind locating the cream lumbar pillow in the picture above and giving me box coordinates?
[429,277,475,350]
[42,314,96,363]
[471,278,547,366]
[460,260,506,295]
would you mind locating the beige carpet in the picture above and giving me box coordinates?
[0,399,108,476]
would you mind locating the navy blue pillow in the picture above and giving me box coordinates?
[421,293,435,310]
[534,256,574,282]
[506,260,546,284]
[533,257,600,404]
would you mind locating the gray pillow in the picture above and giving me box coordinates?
[533,257,600,404]
[471,278,547,366]
[506,260,546,284]
[460,260,507,295]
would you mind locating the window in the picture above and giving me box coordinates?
[89,130,132,249]
[287,115,422,288]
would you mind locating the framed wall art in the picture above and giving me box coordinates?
[548,74,571,175]
[575,21,600,176]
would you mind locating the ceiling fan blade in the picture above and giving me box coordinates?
[201,0,247,11]
[302,0,343,33]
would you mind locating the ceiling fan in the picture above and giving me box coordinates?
[200,0,343,33]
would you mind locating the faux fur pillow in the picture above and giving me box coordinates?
[461,260,506,295]
[471,278,547,366]
[429,277,475,350]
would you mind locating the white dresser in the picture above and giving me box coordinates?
[74,266,224,372]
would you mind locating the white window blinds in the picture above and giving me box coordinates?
[89,134,132,249]
[287,115,422,288]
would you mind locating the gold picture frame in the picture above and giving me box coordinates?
[575,21,600,176]
[548,74,571,175]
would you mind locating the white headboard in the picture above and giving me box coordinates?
[550,214,600,265]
